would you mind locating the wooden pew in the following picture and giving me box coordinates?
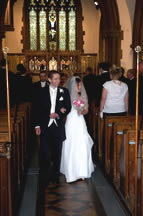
[0,139,16,216]
[0,102,31,216]
[113,122,136,185]
[119,129,143,215]
[0,117,24,186]
[104,116,140,174]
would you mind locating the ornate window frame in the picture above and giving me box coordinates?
[22,0,83,52]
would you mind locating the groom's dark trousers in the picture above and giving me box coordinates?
[40,123,63,182]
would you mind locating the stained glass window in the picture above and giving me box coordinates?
[39,10,47,50]
[69,9,76,51]
[59,10,66,51]
[27,0,78,51]
[29,9,37,50]
[49,8,57,51]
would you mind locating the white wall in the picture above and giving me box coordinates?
[2,0,24,53]
[82,0,101,54]
[116,0,136,70]
[125,0,136,29]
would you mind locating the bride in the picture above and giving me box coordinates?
[60,76,94,183]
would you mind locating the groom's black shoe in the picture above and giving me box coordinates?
[51,173,60,184]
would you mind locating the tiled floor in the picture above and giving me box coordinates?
[44,175,97,216]
[19,142,128,216]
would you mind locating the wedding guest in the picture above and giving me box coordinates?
[100,67,128,117]
[60,72,68,87]
[139,61,143,76]
[95,62,111,107]
[127,68,143,115]
[127,69,136,115]
[83,67,95,134]
[15,63,32,103]
[33,70,48,93]
[83,67,95,106]
[119,67,129,85]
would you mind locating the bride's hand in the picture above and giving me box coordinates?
[82,108,88,115]
[78,110,82,115]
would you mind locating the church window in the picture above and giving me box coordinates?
[29,9,37,50]
[27,0,77,51]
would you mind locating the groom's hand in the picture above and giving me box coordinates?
[35,127,41,136]
[49,113,59,119]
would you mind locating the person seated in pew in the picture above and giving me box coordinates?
[0,58,16,108]
[15,63,32,104]
[100,66,128,117]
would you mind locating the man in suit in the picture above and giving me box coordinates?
[83,67,95,135]
[15,64,32,103]
[34,70,71,184]
[33,70,48,94]
[95,62,111,107]
[120,67,129,85]
[127,68,143,115]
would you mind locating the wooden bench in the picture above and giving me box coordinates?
[119,129,143,215]
[0,102,31,216]
[104,116,140,174]
[113,121,136,184]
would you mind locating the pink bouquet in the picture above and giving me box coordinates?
[73,99,85,111]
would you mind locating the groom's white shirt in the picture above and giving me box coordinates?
[35,85,58,129]
[48,86,58,127]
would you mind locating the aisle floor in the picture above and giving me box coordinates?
[44,175,97,216]
[19,145,128,216]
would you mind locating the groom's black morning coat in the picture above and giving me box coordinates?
[34,85,71,141]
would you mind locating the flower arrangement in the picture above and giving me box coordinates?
[73,99,85,111]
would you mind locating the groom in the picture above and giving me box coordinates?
[34,70,71,184]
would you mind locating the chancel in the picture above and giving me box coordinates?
[0,0,143,216]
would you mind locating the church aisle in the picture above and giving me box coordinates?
[43,175,97,216]
[37,166,129,216]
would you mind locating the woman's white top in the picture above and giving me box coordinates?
[103,80,128,113]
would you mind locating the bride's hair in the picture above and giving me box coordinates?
[75,77,81,83]
[75,77,81,96]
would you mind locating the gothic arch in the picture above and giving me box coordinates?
[99,0,122,66]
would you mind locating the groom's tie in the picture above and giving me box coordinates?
[48,86,58,127]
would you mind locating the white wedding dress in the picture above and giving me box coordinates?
[60,105,94,183]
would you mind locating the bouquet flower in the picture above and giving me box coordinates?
[73,98,85,111]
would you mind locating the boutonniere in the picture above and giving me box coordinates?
[59,96,64,101]
[59,88,64,93]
